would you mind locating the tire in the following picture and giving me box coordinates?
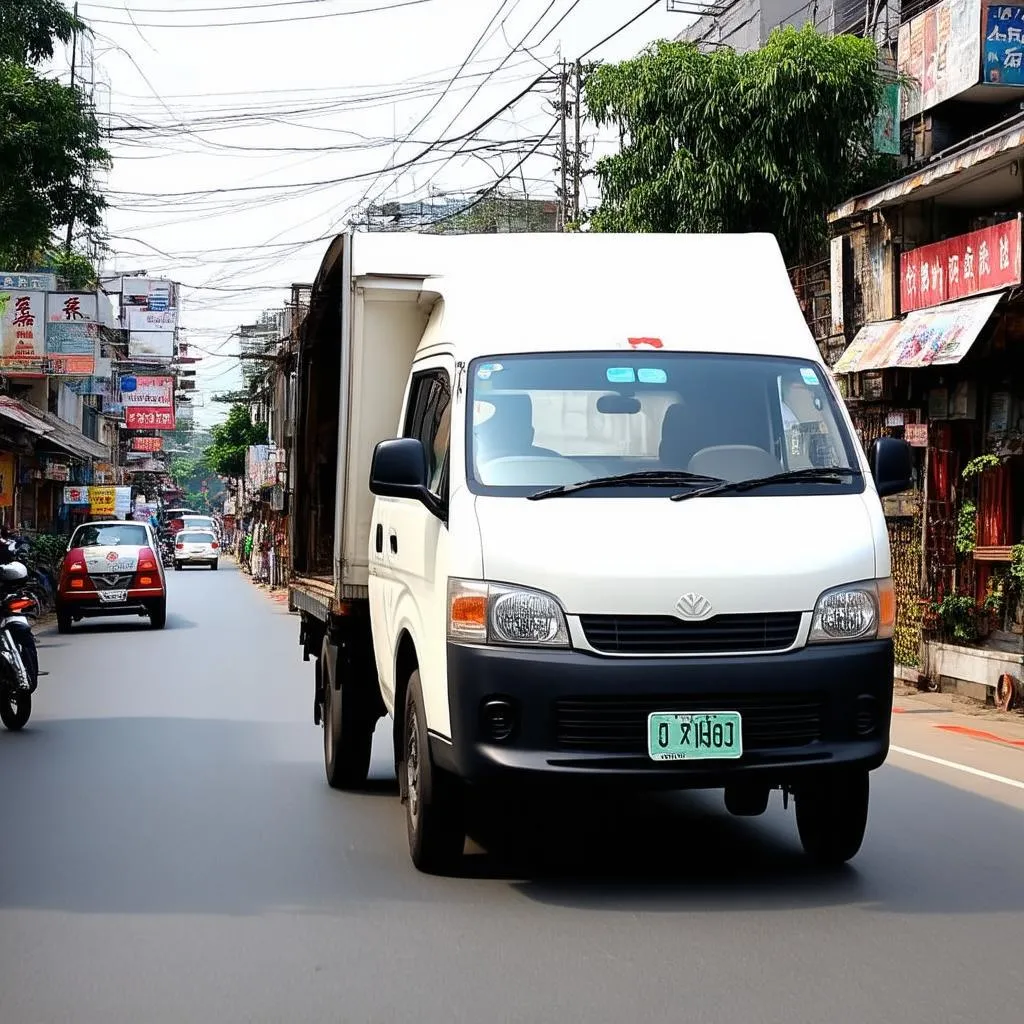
[402,670,465,874]
[13,632,38,693]
[795,770,869,867]
[56,608,72,634]
[174,561,182,571]
[322,638,373,790]
[149,599,167,630]
[210,561,219,571]
[1,690,31,731]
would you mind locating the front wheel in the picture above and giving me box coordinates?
[403,670,465,874]
[322,639,374,790]
[795,770,869,867]
[1,690,31,730]
[149,599,167,630]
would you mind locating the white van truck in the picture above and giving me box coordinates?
[289,231,912,874]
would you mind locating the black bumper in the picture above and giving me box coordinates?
[435,640,893,789]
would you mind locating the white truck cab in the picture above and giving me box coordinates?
[290,231,912,874]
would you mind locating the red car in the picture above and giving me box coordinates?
[56,520,168,633]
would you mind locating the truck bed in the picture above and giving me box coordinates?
[289,574,338,621]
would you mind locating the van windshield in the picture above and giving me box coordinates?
[466,353,863,497]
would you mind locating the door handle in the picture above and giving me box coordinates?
[375,524,383,553]
[389,531,398,555]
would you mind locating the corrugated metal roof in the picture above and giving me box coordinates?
[0,397,51,436]
[37,412,110,461]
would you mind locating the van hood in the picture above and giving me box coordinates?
[474,493,878,617]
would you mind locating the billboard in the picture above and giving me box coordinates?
[126,406,176,431]
[899,0,983,119]
[0,289,45,376]
[984,5,1024,84]
[127,308,176,361]
[122,375,174,407]
[45,320,98,375]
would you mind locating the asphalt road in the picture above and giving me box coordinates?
[2,558,1023,1024]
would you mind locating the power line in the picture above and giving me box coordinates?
[85,0,434,28]
[83,0,370,10]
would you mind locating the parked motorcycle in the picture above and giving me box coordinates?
[0,559,38,731]
[159,535,176,568]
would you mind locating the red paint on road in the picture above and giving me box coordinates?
[935,723,1024,750]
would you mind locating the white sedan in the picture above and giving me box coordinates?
[173,530,220,571]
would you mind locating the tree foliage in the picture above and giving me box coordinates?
[0,2,108,267]
[0,0,84,65]
[203,404,268,478]
[584,26,895,264]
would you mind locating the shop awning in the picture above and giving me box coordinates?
[36,413,110,462]
[832,292,1003,374]
[0,397,51,436]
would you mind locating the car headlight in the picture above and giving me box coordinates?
[808,578,895,643]
[447,578,570,647]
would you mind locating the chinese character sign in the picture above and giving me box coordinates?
[46,292,98,323]
[985,5,1024,85]
[0,289,45,375]
[126,406,176,430]
[900,217,1022,313]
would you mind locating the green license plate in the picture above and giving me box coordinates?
[647,711,743,761]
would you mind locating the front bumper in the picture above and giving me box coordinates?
[436,640,893,788]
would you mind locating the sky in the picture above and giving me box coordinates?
[60,0,693,426]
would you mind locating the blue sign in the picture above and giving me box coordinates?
[985,6,1024,86]
[119,375,137,392]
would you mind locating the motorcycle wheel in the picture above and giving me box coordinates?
[1,690,31,731]
[14,634,38,692]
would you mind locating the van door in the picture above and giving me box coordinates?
[371,361,453,724]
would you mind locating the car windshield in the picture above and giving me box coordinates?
[466,353,862,497]
[182,517,214,528]
[180,532,215,543]
[72,524,149,548]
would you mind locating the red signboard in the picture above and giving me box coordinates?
[900,217,1022,314]
[126,406,175,431]
[131,436,163,452]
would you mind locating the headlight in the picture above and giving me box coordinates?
[447,578,570,647]
[808,578,895,643]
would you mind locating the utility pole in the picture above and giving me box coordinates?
[558,61,568,232]
[65,2,79,252]
[572,59,582,227]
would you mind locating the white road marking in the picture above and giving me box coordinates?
[890,745,1024,792]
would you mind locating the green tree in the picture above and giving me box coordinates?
[203,404,268,478]
[0,1,108,267]
[584,26,895,264]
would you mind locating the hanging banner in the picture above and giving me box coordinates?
[126,406,176,431]
[46,292,98,324]
[900,216,1022,313]
[89,486,116,516]
[0,452,15,508]
[115,486,132,515]
[0,289,45,376]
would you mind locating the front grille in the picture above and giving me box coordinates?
[579,612,802,655]
[91,573,134,590]
[554,694,824,754]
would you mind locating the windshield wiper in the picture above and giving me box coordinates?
[528,469,725,501]
[670,466,861,502]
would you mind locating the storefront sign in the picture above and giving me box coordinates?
[89,486,116,516]
[126,406,175,430]
[45,321,98,375]
[899,0,983,119]
[905,423,929,446]
[43,458,70,482]
[984,5,1024,85]
[873,83,901,155]
[0,271,55,291]
[93,462,115,485]
[115,487,132,516]
[900,217,1021,313]
[0,452,14,508]
[46,292,98,324]
[131,436,163,452]
[63,486,90,505]
[0,289,45,376]
[830,236,845,334]
[122,375,174,407]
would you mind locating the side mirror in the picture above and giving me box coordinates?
[870,437,914,498]
[369,438,444,517]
